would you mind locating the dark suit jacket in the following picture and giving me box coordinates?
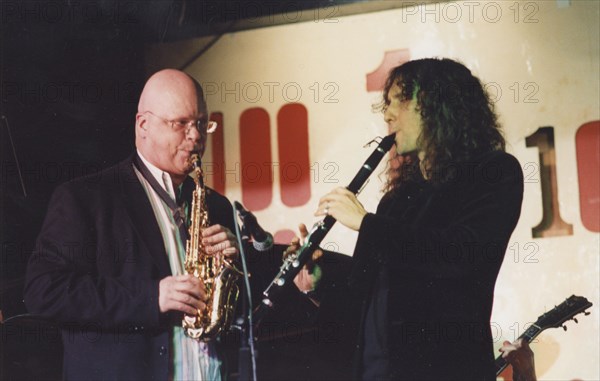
[24,155,236,381]
[318,151,524,380]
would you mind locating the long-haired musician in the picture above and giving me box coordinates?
[292,58,524,380]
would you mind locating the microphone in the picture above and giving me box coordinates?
[234,201,274,252]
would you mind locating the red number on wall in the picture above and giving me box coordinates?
[278,103,311,207]
[240,108,273,211]
[576,121,600,232]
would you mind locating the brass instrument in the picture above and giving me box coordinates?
[182,154,242,340]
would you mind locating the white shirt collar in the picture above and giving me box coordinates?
[137,149,177,202]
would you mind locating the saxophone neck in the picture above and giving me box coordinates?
[190,153,204,188]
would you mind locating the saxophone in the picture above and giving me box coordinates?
[182,153,242,340]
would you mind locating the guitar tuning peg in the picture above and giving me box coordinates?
[573,318,578,323]
[584,311,590,316]
[562,325,567,331]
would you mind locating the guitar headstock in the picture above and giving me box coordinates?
[535,295,593,331]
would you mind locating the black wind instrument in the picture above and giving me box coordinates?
[253,133,396,324]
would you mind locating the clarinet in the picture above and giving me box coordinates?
[253,133,396,324]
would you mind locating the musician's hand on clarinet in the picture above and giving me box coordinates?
[316,187,367,231]
[285,224,323,305]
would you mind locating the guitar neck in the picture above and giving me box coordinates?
[495,324,542,375]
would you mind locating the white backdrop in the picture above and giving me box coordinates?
[149,1,599,379]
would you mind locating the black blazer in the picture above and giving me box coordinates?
[24,155,236,380]
[319,151,524,380]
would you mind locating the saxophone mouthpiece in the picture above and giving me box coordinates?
[190,153,202,169]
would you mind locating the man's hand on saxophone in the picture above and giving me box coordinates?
[201,224,240,259]
[158,223,239,316]
[158,274,208,315]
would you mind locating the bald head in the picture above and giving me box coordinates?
[138,69,206,116]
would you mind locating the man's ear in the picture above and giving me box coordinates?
[136,113,148,131]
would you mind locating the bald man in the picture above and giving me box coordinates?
[25,69,239,380]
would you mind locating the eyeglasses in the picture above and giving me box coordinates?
[143,111,217,134]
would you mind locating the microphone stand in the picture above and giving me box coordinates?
[236,224,252,381]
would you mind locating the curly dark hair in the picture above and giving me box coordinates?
[380,58,505,189]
